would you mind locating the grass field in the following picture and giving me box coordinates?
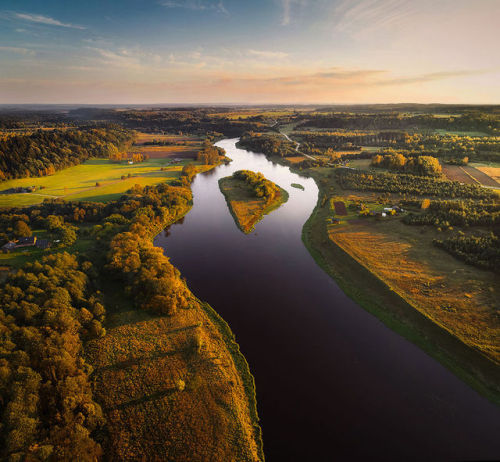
[0,157,207,207]
[85,296,262,462]
[328,219,500,363]
[348,159,373,170]
[0,131,205,207]
[300,167,500,404]
[134,132,203,145]
[219,176,288,234]
[434,129,490,137]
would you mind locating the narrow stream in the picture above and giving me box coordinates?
[154,138,500,461]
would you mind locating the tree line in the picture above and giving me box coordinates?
[233,170,280,200]
[336,169,496,200]
[0,126,135,180]
[371,151,442,176]
[404,200,500,227]
[238,132,296,158]
[434,233,500,272]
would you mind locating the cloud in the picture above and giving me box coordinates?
[209,66,492,91]
[13,12,86,29]
[160,0,228,15]
[375,69,493,86]
[331,0,417,35]
[90,48,144,69]
[248,49,289,59]
[0,46,35,56]
[281,0,307,26]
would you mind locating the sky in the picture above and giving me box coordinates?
[0,0,499,104]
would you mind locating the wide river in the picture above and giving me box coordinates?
[155,139,500,461]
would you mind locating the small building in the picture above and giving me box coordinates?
[35,239,51,250]
[128,160,134,165]
[16,236,37,248]
[1,241,17,252]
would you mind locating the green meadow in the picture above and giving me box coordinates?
[0,157,196,207]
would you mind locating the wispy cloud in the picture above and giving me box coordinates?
[13,12,86,29]
[0,46,35,56]
[210,66,493,90]
[160,0,228,15]
[248,49,289,59]
[281,0,307,26]
[331,0,417,35]
[375,69,494,86]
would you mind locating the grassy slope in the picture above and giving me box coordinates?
[219,176,288,234]
[0,158,204,207]
[85,296,263,461]
[301,167,500,404]
[84,170,263,461]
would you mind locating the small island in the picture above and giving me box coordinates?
[219,170,288,234]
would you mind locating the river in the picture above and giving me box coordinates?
[154,138,500,461]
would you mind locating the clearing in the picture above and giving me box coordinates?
[0,158,211,207]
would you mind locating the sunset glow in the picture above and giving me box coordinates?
[1,0,499,104]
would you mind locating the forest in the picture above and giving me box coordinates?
[0,179,197,460]
[0,126,134,180]
[233,170,281,200]
[371,151,442,176]
[295,112,500,134]
[336,169,496,200]
[238,132,296,158]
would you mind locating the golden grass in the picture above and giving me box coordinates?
[327,219,500,363]
[474,166,500,185]
[219,176,288,234]
[140,145,199,159]
[286,156,307,164]
[85,298,262,462]
[134,132,203,145]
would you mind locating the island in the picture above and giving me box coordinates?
[219,170,288,234]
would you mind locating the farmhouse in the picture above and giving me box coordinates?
[16,236,37,248]
[1,241,17,252]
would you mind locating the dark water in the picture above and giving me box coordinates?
[154,139,500,461]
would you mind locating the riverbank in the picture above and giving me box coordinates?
[219,174,288,234]
[301,167,500,405]
[85,163,264,461]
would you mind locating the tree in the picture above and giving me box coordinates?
[13,220,32,237]
[61,227,77,247]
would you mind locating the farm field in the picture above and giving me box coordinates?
[348,159,373,170]
[434,129,490,137]
[474,164,500,185]
[0,157,206,207]
[133,132,203,145]
[466,165,500,188]
[138,145,199,159]
[441,163,500,188]
[441,163,477,185]
[285,155,307,164]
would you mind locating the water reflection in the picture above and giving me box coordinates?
[155,138,500,461]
